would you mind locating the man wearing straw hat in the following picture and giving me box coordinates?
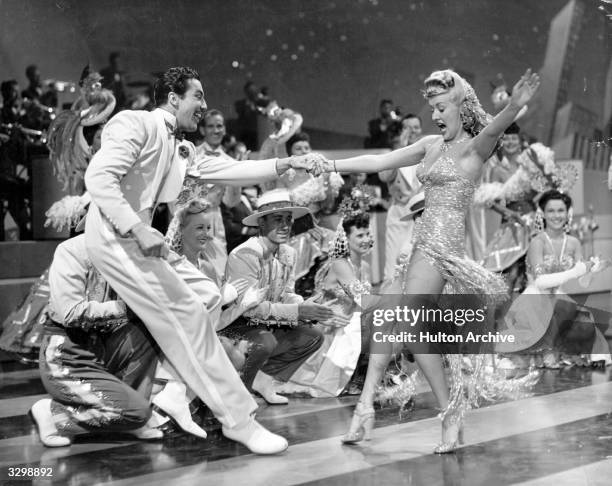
[221,189,346,405]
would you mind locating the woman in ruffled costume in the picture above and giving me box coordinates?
[258,103,344,294]
[43,66,117,230]
[475,126,579,296]
[317,69,540,453]
[497,190,611,368]
[476,123,534,292]
[0,73,115,361]
[276,187,374,397]
[47,66,116,196]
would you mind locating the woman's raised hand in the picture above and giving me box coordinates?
[510,69,540,109]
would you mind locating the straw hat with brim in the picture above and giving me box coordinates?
[400,191,425,221]
[242,189,310,227]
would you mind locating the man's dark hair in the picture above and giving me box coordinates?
[82,123,104,147]
[286,131,310,154]
[153,66,200,107]
[402,113,422,124]
[379,99,393,107]
[25,65,38,79]
[109,51,120,63]
[203,108,224,123]
[1,80,19,101]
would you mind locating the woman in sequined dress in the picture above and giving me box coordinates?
[497,190,611,368]
[320,69,540,453]
[276,197,373,397]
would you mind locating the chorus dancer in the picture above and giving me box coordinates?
[316,69,540,452]
[276,187,374,397]
[0,118,107,362]
[82,66,324,455]
[497,190,611,368]
[30,235,161,447]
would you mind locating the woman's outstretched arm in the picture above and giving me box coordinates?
[472,69,540,161]
[332,135,439,174]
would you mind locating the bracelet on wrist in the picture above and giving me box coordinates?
[333,160,338,173]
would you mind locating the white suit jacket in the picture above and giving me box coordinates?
[85,108,279,235]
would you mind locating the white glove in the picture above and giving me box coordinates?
[533,261,587,290]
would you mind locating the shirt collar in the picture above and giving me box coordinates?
[201,141,223,154]
[156,108,178,132]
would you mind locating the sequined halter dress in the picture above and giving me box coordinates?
[412,154,506,299]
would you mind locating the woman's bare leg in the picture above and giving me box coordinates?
[345,250,448,441]
[396,251,449,409]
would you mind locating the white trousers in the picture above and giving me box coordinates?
[85,204,256,428]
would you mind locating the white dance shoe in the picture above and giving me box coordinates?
[222,416,288,455]
[128,418,164,440]
[152,381,208,439]
[30,399,72,447]
[252,371,289,405]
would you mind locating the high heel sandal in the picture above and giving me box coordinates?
[434,411,464,454]
[341,402,375,444]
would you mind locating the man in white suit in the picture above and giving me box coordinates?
[83,67,318,455]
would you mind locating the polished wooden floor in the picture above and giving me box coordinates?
[1,361,611,486]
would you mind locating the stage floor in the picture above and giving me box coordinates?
[1,362,611,486]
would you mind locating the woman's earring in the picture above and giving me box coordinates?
[534,208,544,233]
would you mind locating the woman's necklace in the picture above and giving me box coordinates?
[347,255,362,281]
[543,231,567,261]
[440,135,470,152]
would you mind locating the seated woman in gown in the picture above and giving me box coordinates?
[277,187,374,397]
[497,190,611,369]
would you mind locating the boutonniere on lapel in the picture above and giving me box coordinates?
[277,245,294,268]
[178,143,191,160]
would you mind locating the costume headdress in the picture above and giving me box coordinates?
[47,65,116,194]
[330,185,375,259]
[518,143,578,195]
[423,70,493,138]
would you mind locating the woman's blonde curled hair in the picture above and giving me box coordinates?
[165,198,212,255]
[423,69,493,138]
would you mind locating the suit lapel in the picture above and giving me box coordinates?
[157,143,188,203]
